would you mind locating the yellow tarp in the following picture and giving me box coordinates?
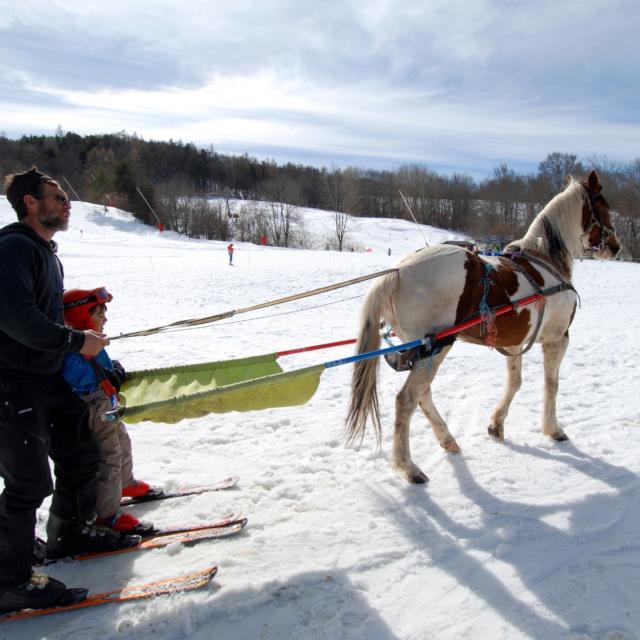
[119,353,325,424]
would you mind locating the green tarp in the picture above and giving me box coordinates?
[119,353,325,424]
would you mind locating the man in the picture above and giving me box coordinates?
[0,168,138,614]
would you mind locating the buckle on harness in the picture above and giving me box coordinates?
[384,334,456,371]
[103,406,126,423]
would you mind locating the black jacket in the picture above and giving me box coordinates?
[0,222,84,377]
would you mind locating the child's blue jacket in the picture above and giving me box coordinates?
[62,348,114,395]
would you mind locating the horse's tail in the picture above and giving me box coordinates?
[345,270,399,448]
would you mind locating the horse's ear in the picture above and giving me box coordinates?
[587,170,602,194]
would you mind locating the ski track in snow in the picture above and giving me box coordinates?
[1,197,639,640]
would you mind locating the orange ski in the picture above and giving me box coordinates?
[74,518,248,562]
[1,565,217,621]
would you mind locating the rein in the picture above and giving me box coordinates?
[584,190,615,253]
[502,250,577,296]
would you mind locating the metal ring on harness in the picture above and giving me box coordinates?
[383,334,457,372]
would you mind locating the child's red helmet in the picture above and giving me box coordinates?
[63,287,113,330]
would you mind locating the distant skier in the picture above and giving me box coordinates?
[387,247,391,256]
[227,243,234,265]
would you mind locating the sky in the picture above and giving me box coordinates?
[1,0,639,179]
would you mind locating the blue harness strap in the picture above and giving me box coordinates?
[479,261,497,343]
[383,334,457,372]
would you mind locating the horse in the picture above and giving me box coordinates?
[345,170,621,484]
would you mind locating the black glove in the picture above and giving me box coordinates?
[107,360,127,391]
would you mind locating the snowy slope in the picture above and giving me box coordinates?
[1,197,639,640]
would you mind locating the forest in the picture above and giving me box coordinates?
[1,130,638,258]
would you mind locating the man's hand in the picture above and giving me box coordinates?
[80,330,110,356]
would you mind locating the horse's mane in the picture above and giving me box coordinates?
[505,179,585,278]
[539,216,573,275]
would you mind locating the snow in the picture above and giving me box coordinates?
[1,196,639,640]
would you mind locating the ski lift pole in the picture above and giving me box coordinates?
[62,176,81,202]
[135,186,163,227]
[399,190,429,247]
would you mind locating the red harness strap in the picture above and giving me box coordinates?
[86,358,118,401]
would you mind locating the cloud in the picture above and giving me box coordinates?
[1,0,639,177]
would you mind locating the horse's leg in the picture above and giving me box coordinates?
[541,334,569,441]
[393,348,452,484]
[488,354,522,441]
[393,367,432,484]
[416,347,459,453]
[418,388,460,453]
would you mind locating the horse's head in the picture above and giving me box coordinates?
[580,170,621,259]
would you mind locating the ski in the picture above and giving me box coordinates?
[33,514,244,562]
[121,475,239,506]
[42,518,248,565]
[140,511,244,537]
[1,565,218,622]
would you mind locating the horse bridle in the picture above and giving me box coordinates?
[584,187,615,252]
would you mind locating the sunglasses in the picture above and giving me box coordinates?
[33,193,71,206]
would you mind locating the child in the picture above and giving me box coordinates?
[62,287,159,534]
[227,242,234,265]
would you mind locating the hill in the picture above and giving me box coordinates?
[1,197,639,640]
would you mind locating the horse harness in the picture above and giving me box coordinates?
[384,250,579,372]
[584,188,615,253]
[490,250,578,357]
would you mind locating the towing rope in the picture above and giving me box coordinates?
[110,268,398,340]
[137,293,364,336]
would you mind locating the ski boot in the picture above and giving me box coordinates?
[0,573,86,615]
[45,513,140,560]
[98,511,155,535]
[122,479,164,501]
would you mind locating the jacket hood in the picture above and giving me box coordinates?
[0,221,58,253]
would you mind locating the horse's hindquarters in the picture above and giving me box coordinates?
[391,246,471,340]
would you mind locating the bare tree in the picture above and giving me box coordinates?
[260,199,301,247]
[538,152,584,196]
[334,209,349,251]
[447,172,475,230]
[614,158,640,258]
[159,180,231,240]
[235,201,265,243]
[259,176,302,247]
[324,168,351,251]
[625,158,640,193]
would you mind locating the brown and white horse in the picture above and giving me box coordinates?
[345,171,620,484]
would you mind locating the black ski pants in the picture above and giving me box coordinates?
[0,374,101,587]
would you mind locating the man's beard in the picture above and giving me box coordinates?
[38,210,68,231]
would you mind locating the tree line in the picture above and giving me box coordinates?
[1,130,638,258]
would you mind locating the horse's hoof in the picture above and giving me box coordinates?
[441,439,460,454]
[488,425,504,441]
[550,431,569,442]
[399,465,429,484]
